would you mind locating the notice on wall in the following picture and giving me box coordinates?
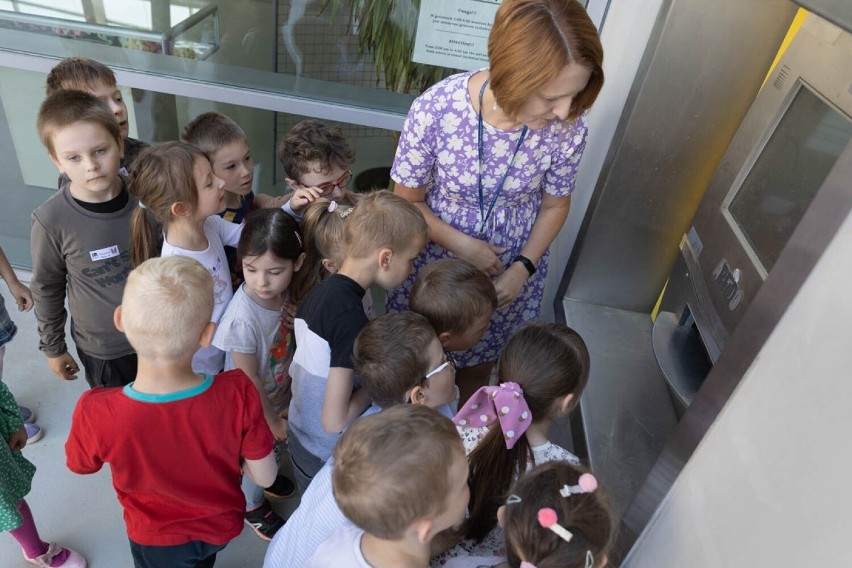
[412,0,502,70]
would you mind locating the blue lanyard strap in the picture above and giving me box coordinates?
[477,79,528,231]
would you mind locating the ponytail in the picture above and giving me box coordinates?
[130,206,163,268]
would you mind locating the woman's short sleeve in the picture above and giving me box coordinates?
[541,114,589,197]
[391,87,442,190]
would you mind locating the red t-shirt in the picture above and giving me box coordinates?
[65,370,274,546]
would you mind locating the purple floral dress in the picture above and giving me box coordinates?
[388,69,589,367]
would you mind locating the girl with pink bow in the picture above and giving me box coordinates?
[432,322,592,565]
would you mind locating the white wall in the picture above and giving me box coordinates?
[623,208,852,567]
[543,0,665,319]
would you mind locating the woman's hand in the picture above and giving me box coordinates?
[281,301,297,326]
[454,234,506,276]
[493,263,529,308]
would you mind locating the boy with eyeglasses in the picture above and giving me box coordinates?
[276,119,357,217]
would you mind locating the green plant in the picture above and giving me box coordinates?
[319,0,452,93]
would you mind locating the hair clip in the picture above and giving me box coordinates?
[337,206,354,219]
[294,231,303,248]
[585,550,594,568]
[559,474,598,498]
[506,494,522,505]
[520,562,537,568]
[138,201,147,209]
[537,507,573,543]
[327,200,338,213]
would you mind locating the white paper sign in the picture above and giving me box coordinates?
[413,0,502,71]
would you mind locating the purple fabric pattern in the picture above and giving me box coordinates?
[387,69,589,367]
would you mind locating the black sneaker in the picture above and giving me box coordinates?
[244,501,285,541]
[264,474,296,499]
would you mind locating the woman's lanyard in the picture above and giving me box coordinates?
[477,79,528,232]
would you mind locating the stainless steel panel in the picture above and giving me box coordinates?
[794,0,852,34]
[561,0,797,312]
[616,138,852,562]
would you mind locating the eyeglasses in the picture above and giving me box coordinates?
[423,351,457,383]
[314,169,352,193]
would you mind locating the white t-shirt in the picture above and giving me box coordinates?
[161,215,242,374]
[304,524,371,568]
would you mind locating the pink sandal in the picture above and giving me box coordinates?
[24,542,87,568]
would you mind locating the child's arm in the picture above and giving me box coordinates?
[0,246,32,312]
[252,193,289,209]
[243,452,277,487]
[30,216,80,380]
[321,367,371,434]
[231,351,288,441]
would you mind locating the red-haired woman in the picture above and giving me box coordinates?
[389,0,604,401]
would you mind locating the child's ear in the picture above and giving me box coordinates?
[293,252,306,272]
[170,201,192,218]
[378,247,393,270]
[320,258,338,274]
[437,331,452,349]
[496,505,506,528]
[285,178,299,189]
[113,306,124,332]
[407,385,428,406]
[199,322,216,348]
[413,518,434,544]
[556,392,575,415]
[117,137,125,161]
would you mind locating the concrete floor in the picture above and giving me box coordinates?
[0,274,298,568]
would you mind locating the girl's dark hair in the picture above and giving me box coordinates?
[504,461,613,568]
[237,208,303,262]
[463,322,591,543]
[129,142,205,267]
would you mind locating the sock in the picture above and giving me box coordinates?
[8,500,70,566]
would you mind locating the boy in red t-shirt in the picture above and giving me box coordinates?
[65,256,277,568]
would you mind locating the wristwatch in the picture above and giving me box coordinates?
[513,255,537,276]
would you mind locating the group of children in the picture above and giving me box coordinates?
[0,56,616,568]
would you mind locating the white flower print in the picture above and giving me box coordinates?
[448,134,464,150]
[459,171,477,186]
[440,113,462,134]
[437,150,456,166]
[492,138,510,158]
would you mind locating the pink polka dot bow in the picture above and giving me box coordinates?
[453,382,532,449]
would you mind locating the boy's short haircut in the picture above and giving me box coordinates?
[121,256,213,361]
[333,405,463,539]
[344,190,427,258]
[276,119,355,182]
[182,111,247,156]
[45,57,117,96]
[410,259,498,335]
[353,312,436,408]
[37,90,121,158]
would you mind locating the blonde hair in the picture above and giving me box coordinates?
[344,190,427,259]
[333,405,464,539]
[489,0,604,120]
[45,57,117,96]
[129,142,206,267]
[121,256,213,361]
[289,194,359,303]
[37,90,121,159]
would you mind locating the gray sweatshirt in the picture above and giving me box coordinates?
[30,181,135,359]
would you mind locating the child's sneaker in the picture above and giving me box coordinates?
[24,422,43,445]
[244,500,285,541]
[24,542,87,567]
[19,405,35,423]
[263,474,296,499]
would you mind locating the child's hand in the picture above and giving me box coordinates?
[8,280,33,312]
[269,417,288,442]
[281,301,297,326]
[48,352,80,380]
[287,187,323,212]
[8,426,26,452]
